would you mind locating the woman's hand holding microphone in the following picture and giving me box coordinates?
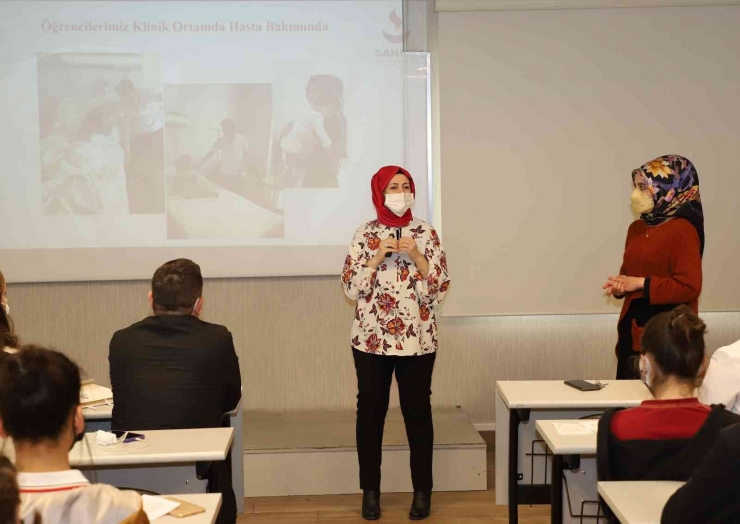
[367,236,400,270]
[367,236,428,278]
[399,238,429,278]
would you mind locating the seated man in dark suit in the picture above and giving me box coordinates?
[109,258,241,524]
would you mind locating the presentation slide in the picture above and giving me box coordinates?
[0,1,428,282]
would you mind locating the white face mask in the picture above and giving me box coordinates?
[631,188,654,215]
[1,302,8,316]
[384,193,415,217]
[639,355,653,389]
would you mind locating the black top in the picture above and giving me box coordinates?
[597,404,740,482]
[661,422,740,524]
[109,314,242,431]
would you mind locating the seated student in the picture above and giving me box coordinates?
[109,258,241,524]
[699,338,740,414]
[660,422,740,524]
[597,305,740,483]
[0,345,148,524]
[0,270,19,352]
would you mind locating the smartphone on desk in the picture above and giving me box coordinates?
[564,379,602,392]
[112,430,145,443]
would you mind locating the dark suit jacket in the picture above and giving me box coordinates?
[109,314,242,431]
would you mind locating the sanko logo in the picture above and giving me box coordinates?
[376,8,407,58]
[383,8,406,44]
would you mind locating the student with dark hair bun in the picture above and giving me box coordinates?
[597,306,740,486]
[0,345,148,524]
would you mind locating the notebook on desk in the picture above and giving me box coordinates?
[80,382,113,406]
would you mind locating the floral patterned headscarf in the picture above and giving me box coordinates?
[632,155,704,256]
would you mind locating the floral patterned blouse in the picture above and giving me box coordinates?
[342,218,450,356]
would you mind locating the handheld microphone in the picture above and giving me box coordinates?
[385,228,402,258]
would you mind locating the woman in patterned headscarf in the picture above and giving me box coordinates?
[603,155,704,380]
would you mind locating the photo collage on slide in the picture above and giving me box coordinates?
[35,52,350,241]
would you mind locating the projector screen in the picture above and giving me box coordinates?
[0,1,431,282]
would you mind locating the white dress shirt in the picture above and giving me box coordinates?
[700,339,740,414]
[18,470,145,524]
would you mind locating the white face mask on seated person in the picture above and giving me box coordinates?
[384,192,415,217]
[630,187,655,215]
[1,301,8,316]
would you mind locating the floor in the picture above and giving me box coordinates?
[238,432,551,523]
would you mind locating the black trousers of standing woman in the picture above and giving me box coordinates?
[616,299,676,380]
[352,348,436,492]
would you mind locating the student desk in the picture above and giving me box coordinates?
[495,380,651,523]
[598,481,684,524]
[1,428,233,496]
[83,396,245,513]
[156,493,222,524]
[76,427,233,495]
[536,419,598,524]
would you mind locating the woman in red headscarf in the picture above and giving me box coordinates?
[341,166,450,521]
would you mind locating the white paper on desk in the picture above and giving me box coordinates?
[554,421,598,435]
[80,383,113,404]
[141,495,180,520]
[579,420,599,432]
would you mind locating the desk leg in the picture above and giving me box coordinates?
[508,408,550,523]
[550,456,563,524]
[495,392,510,505]
[508,408,520,524]
[230,408,245,514]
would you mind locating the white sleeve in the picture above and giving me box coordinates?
[699,352,740,409]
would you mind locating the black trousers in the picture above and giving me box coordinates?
[209,453,237,524]
[616,318,641,380]
[198,417,237,524]
[352,348,436,492]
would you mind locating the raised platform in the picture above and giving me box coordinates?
[242,407,487,497]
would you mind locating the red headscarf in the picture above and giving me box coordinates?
[371,165,416,227]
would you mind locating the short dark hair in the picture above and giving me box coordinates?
[0,345,81,443]
[641,305,707,383]
[151,259,203,314]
